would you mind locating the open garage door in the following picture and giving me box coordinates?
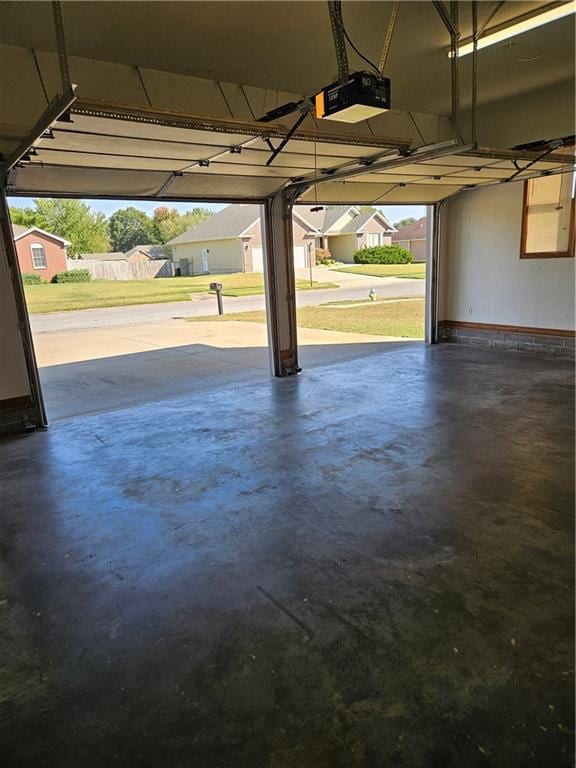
[6,100,574,206]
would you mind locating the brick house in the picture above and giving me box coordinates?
[13,225,70,281]
[300,205,396,263]
[391,216,427,262]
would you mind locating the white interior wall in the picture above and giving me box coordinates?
[439,181,575,331]
[0,233,31,400]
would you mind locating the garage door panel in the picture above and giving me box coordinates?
[31,151,190,173]
[59,115,253,147]
[51,130,224,161]
[8,104,573,203]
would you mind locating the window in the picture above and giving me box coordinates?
[520,172,575,258]
[31,243,47,269]
[367,233,381,247]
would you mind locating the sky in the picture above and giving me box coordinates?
[8,197,426,225]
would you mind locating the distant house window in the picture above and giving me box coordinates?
[31,243,47,269]
[367,233,381,247]
[520,172,575,259]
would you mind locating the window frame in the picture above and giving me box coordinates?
[30,242,47,269]
[367,232,381,247]
[520,174,575,260]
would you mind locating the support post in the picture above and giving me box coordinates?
[427,201,445,344]
[262,188,302,377]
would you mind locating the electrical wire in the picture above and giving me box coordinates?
[31,49,50,105]
[338,1,382,77]
[515,30,564,62]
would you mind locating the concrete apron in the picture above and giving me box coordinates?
[33,320,419,421]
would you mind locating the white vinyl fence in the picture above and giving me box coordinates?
[67,259,174,280]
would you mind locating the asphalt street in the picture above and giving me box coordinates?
[30,277,425,333]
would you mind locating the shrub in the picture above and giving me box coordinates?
[354,245,412,265]
[22,273,43,285]
[52,269,91,283]
[314,248,333,265]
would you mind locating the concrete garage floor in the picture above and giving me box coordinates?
[33,319,416,421]
[0,344,573,768]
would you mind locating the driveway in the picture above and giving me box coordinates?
[35,319,417,421]
[30,273,425,333]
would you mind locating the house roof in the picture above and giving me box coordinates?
[295,206,394,236]
[168,204,319,245]
[391,217,427,241]
[296,207,325,232]
[339,211,395,234]
[322,206,359,233]
[11,224,71,246]
[167,205,260,245]
[79,252,127,261]
[124,244,168,260]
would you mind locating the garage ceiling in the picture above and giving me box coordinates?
[0,1,573,115]
[7,99,574,204]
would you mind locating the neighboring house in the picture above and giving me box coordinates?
[391,217,427,262]
[167,204,395,274]
[12,224,70,281]
[123,244,168,262]
[167,204,319,275]
[301,206,395,263]
[79,244,168,263]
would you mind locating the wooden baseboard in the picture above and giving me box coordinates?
[0,395,32,411]
[439,321,575,338]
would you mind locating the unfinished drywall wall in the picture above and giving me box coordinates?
[0,232,31,401]
[439,182,575,331]
[460,80,575,149]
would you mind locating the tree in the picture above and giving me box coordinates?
[10,199,109,257]
[108,207,158,252]
[152,206,213,244]
[9,206,38,228]
[393,216,417,229]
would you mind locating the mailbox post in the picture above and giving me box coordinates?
[210,282,224,315]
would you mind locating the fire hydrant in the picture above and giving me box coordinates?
[369,288,377,302]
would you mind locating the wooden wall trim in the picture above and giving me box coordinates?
[439,321,575,338]
[0,395,33,411]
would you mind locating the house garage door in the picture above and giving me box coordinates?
[293,246,306,268]
[252,246,305,271]
[252,247,264,272]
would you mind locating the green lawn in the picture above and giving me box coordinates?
[24,274,337,314]
[187,298,425,338]
[331,264,426,279]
